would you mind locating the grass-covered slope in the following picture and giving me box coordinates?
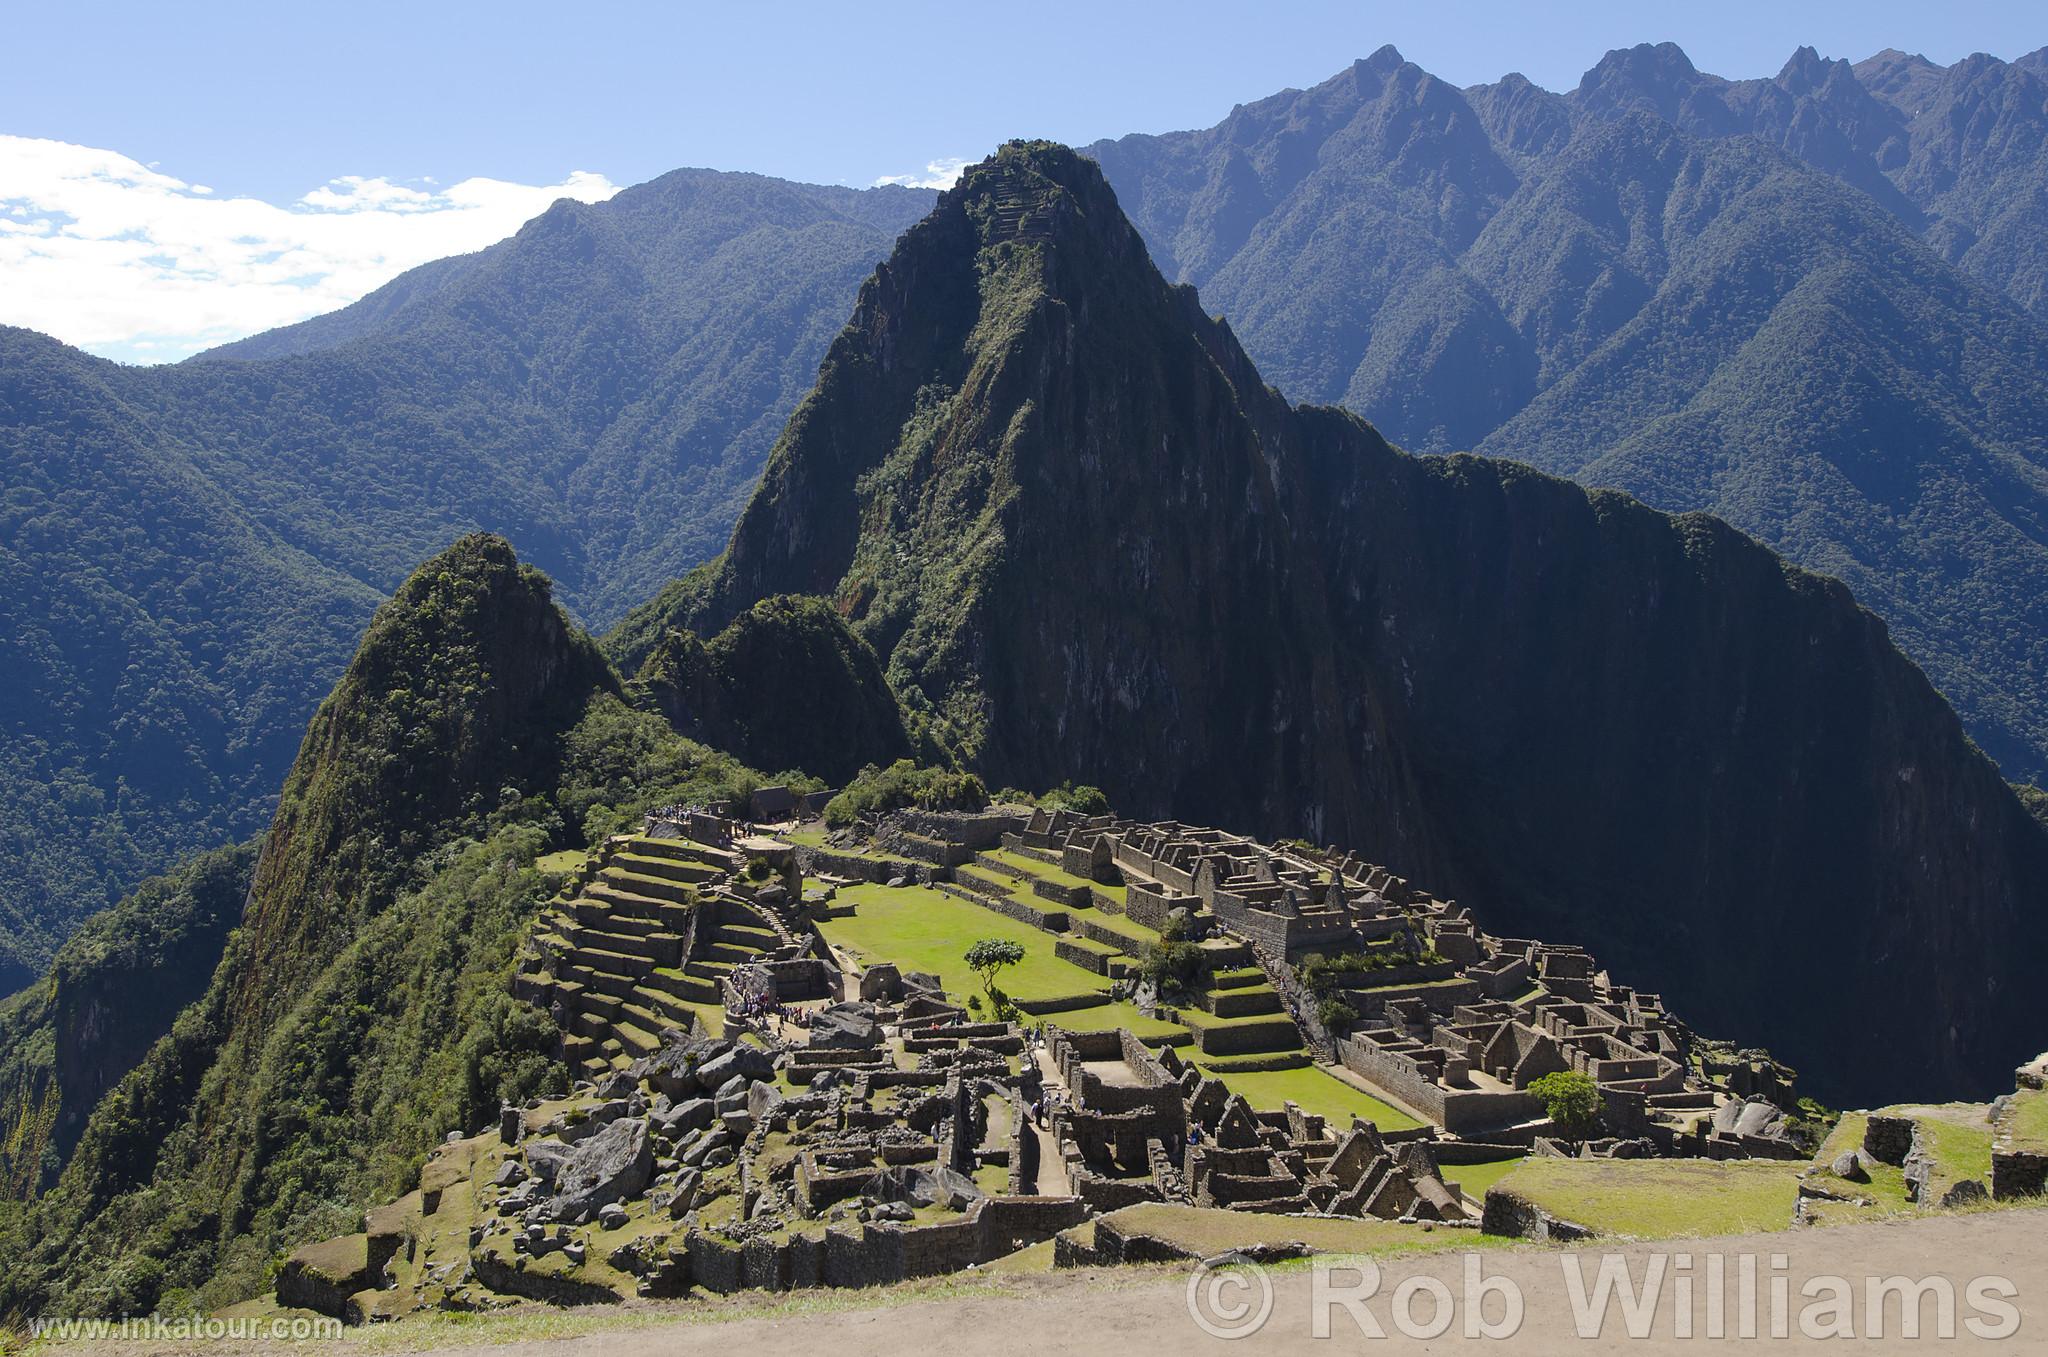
[619,141,2048,1105]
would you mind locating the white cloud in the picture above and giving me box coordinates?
[0,136,620,363]
[872,157,968,190]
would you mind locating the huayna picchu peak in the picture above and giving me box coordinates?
[618,141,2048,1108]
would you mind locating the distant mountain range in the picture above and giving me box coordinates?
[4,40,2047,996]
[1085,42,2048,787]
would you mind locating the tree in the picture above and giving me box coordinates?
[964,938,1026,1019]
[1529,1070,1601,1140]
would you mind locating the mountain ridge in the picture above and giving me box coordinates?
[622,140,2048,1105]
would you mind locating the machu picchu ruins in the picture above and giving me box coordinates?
[276,796,1843,1321]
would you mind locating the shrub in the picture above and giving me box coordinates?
[1530,1070,1601,1139]
[1138,937,1210,1001]
[825,760,988,827]
[1315,997,1358,1032]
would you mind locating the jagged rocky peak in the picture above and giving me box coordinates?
[1574,42,1720,117]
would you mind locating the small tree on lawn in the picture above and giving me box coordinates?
[964,938,1026,1021]
[1530,1070,1601,1140]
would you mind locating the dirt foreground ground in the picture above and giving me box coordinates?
[69,1205,2039,1356]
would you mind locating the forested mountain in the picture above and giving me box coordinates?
[0,172,931,990]
[624,142,2048,1106]
[0,535,783,1314]
[1083,44,2048,784]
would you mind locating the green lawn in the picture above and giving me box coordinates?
[1494,1158,1802,1239]
[2005,1089,2048,1152]
[1097,1202,1510,1258]
[817,882,1107,1004]
[1071,905,1161,944]
[1441,1156,1527,1201]
[1917,1112,1994,1192]
[1048,1000,1189,1043]
[535,849,588,873]
[1194,1061,1424,1132]
[987,847,1096,892]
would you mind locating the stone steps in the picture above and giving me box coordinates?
[700,940,765,965]
[569,901,673,938]
[558,962,644,1004]
[598,869,694,907]
[582,881,689,923]
[561,922,682,968]
[709,922,779,948]
[1211,967,1268,991]
[612,852,720,885]
[625,836,741,872]
[1202,984,1284,1019]
[628,983,702,1028]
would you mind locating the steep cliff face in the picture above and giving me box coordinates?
[0,840,256,1190]
[620,142,2048,1103]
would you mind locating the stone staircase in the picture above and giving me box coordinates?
[519,834,795,1078]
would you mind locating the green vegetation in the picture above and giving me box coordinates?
[1135,913,1210,1002]
[1047,1001,1189,1044]
[0,171,932,995]
[1194,1062,1424,1132]
[630,596,915,785]
[1493,1158,1803,1239]
[964,938,1027,1020]
[0,539,785,1319]
[1441,1156,1526,1201]
[997,782,1111,815]
[1300,945,1447,988]
[0,840,259,1199]
[823,761,989,828]
[2005,1089,2048,1152]
[1530,1070,1602,1140]
[816,883,1104,1005]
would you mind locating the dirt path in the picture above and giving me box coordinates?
[368,1207,2048,1356]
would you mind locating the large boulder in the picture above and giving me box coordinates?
[523,1137,574,1185]
[659,1098,716,1138]
[867,1163,985,1211]
[642,1035,730,1101]
[697,1043,775,1091]
[811,1003,882,1050]
[543,1116,655,1223]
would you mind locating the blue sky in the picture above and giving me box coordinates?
[2,0,2040,360]
[8,0,2040,197]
